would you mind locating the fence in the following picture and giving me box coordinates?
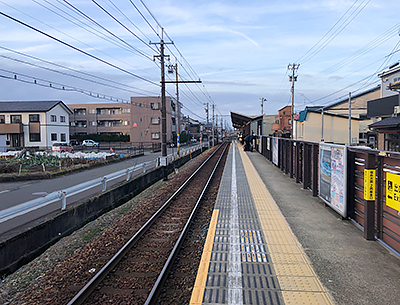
[257,136,400,255]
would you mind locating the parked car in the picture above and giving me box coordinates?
[51,142,74,153]
[82,139,99,147]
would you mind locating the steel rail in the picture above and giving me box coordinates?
[67,143,224,305]
[145,142,229,305]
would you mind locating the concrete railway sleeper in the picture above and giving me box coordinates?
[67,141,230,305]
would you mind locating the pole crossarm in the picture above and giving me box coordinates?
[164,80,202,84]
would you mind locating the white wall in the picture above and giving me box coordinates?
[45,105,70,147]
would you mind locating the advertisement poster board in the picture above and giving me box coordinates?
[319,143,347,217]
[272,137,279,166]
[386,172,400,212]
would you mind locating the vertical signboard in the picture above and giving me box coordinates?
[267,137,270,151]
[364,169,375,201]
[272,137,279,166]
[386,172,400,212]
[319,143,347,217]
[258,137,262,153]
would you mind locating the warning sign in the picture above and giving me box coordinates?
[364,169,375,201]
[386,172,400,211]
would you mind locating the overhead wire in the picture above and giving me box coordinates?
[0,11,160,86]
[0,45,158,96]
[297,0,371,65]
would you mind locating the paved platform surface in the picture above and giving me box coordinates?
[190,142,400,305]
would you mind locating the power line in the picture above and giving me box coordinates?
[0,11,160,86]
[297,0,371,64]
[0,45,158,96]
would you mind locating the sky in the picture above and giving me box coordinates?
[0,0,400,125]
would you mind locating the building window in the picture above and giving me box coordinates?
[29,114,40,122]
[151,132,160,139]
[122,108,130,113]
[123,121,130,126]
[30,133,40,142]
[171,117,176,125]
[151,117,160,125]
[74,108,86,115]
[0,115,4,123]
[11,115,21,123]
[90,121,97,126]
[51,115,57,122]
[51,133,57,141]
[88,109,96,114]
[60,116,66,122]
[61,133,66,141]
[140,118,143,122]
[140,132,143,137]
[76,120,87,128]
[150,102,160,110]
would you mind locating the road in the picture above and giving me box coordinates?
[0,143,203,235]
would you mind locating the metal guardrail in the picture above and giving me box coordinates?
[0,144,204,224]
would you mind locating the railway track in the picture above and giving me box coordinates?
[67,141,229,304]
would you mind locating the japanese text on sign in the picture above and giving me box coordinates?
[364,169,375,201]
[386,172,400,212]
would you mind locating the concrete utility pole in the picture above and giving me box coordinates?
[167,63,180,155]
[212,104,215,147]
[260,98,266,115]
[321,107,325,142]
[348,92,352,146]
[288,63,300,139]
[164,61,201,151]
[150,29,172,180]
[204,103,209,147]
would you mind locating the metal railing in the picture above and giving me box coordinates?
[0,144,204,224]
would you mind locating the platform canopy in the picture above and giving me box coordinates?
[230,111,252,129]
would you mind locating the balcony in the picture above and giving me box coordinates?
[0,123,23,134]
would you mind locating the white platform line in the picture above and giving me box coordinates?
[228,145,243,304]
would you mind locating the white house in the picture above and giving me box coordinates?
[0,100,72,149]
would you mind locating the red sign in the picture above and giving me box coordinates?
[132,122,138,127]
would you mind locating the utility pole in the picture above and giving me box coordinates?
[150,29,172,180]
[204,103,209,146]
[164,60,201,150]
[321,107,324,142]
[348,92,352,146]
[167,63,180,155]
[216,114,218,145]
[212,104,215,147]
[260,98,266,115]
[288,63,300,139]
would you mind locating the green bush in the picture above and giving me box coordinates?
[72,134,130,143]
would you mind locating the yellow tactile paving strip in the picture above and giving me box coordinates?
[238,144,334,305]
[189,209,219,305]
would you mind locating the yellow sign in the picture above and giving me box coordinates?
[386,172,400,211]
[364,169,375,201]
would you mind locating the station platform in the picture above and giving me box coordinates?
[189,141,400,305]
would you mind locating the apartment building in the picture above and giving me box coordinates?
[272,105,292,137]
[68,96,177,143]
